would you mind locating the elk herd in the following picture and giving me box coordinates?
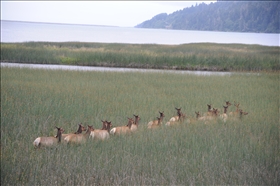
[33,101,248,148]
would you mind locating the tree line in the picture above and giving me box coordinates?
[135,1,279,33]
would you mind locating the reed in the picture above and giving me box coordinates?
[1,42,279,71]
[1,67,279,185]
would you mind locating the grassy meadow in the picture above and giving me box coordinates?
[1,42,279,71]
[1,67,279,185]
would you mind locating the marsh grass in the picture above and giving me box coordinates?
[1,67,279,185]
[1,42,279,71]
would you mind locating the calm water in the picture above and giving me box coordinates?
[1,62,239,76]
[1,20,279,46]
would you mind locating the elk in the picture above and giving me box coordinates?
[195,111,204,120]
[61,123,86,140]
[64,125,94,144]
[90,120,112,140]
[100,120,107,130]
[225,101,232,107]
[149,117,161,129]
[229,101,240,117]
[110,118,134,135]
[219,105,229,122]
[131,114,140,132]
[33,127,64,148]
[239,109,249,119]
[205,104,213,116]
[148,111,165,129]
[197,108,219,124]
[185,111,200,124]
[166,108,186,126]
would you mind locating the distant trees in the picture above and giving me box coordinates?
[135,1,279,33]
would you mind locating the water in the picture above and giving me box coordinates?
[1,62,237,76]
[1,20,279,46]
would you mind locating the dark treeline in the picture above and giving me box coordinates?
[135,1,279,33]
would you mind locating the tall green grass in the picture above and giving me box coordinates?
[1,67,279,185]
[1,42,279,71]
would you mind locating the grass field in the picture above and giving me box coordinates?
[1,42,279,71]
[1,67,279,185]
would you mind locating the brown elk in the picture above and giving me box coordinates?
[195,111,202,119]
[166,108,186,126]
[33,127,64,148]
[147,111,165,129]
[197,108,219,124]
[110,118,134,135]
[101,120,108,130]
[229,101,240,116]
[90,120,112,140]
[205,104,213,116]
[64,125,94,144]
[239,109,249,119]
[225,101,232,107]
[61,123,86,140]
[131,114,140,132]
[190,111,202,123]
[149,117,162,129]
[220,105,229,122]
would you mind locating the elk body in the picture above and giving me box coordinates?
[110,118,134,135]
[187,111,202,124]
[195,111,205,121]
[64,125,94,144]
[90,120,112,140]
[130,114,140,132]
[61,123,86,140]
[166,108,186,126]
[147,111,165,129]
[196,109,219,124]
[229,102,240,117]
[219,105,229,122]
[33,127,64,148]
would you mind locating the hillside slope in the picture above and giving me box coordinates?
[135,1,279,33]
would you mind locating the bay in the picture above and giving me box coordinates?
[1,20,279,46]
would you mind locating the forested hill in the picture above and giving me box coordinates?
[135,1,279,33]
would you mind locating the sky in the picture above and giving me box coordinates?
[1,1,216,27]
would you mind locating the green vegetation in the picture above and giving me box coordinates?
[1,67,279,185]
[1,42,279,71]
[136,1,280,33]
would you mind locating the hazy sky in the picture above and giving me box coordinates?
[1,1,216,27]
